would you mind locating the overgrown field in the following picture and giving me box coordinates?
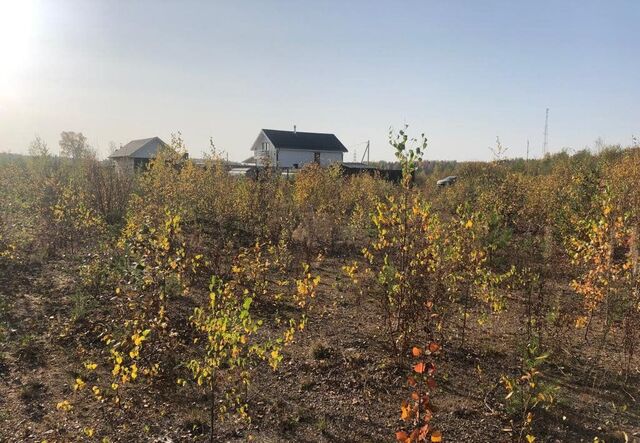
[1,132,639,442]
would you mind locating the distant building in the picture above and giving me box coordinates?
[340,162,403,183]
[109,137,169,173]
[249,128,348,169]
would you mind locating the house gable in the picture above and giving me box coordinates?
[249,131,277,165]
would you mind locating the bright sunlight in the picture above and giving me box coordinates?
[0,0,36,99]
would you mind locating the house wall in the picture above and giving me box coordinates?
[277,149,343,168]
[112,157,135,174]
[112,157,153,174]
[250,132,277,166]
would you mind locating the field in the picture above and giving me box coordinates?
[1,133,640,442]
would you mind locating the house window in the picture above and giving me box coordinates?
[314,152,320,163]
[261,142,269,151]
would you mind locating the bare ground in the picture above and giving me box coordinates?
[1,256,639,442]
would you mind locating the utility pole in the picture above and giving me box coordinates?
[367,140,370,164]
[543,108,549,156]
[526,139,530,161]
[360,140,370,165]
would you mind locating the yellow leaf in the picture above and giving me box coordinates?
[130,364,138,380]
[132,334,144,346]
[431,430,443,442]
[575,316,588,328]
[526,435,536,443]
[74,378,86,391]
[56,400,73,411]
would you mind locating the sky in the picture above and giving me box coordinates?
[0,0,639,162]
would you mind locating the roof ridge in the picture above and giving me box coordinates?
[109,136,167,158]
[263,128,336,136]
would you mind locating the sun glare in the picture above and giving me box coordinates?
[0,0,36,99]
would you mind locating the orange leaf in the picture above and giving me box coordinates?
[407,376,417,386]
[401,401,412,421]
[414,361,426,374]
[411,391,419,401]
[412,346,423,357]
[396,430,409,441]
[428,342,440,353]
[431,430,442,442]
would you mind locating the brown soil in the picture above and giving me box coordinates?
[1,256,639,442]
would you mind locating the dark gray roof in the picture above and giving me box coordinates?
[109,137,167,158]
[263,129,348,153]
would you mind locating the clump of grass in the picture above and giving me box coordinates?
[71,290,97,321]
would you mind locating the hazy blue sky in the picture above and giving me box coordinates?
[1,0,639,161]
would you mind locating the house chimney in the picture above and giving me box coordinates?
[293,125,297,134]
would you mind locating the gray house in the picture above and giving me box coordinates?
[109,137,168,173]
[250,128,348,169]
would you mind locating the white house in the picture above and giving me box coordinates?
[249,128,348,169]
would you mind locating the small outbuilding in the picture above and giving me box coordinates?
[109,137,169,173]
[340,162,403,183]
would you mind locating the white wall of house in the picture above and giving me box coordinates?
[276,149,342,168]
[250,132,277,166]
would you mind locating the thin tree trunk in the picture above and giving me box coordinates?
[526,282,533,341]
[210,379,216,443]
[461,290,469,350]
